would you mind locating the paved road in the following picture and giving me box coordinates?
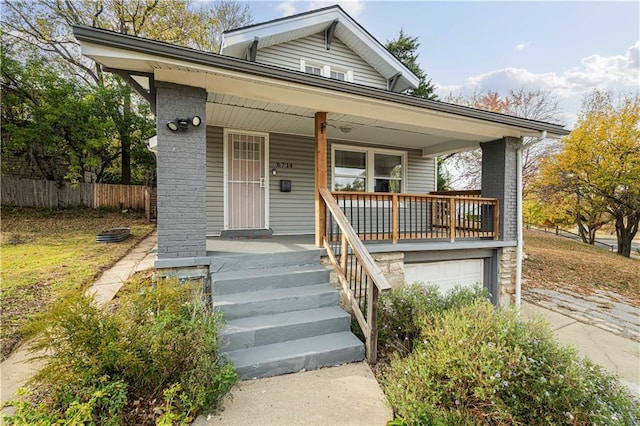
[596,237,640,253]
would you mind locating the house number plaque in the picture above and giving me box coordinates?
[276,162,293,168]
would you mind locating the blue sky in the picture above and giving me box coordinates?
[244,1,640,128]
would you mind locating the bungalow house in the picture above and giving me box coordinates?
[73,5,569,379]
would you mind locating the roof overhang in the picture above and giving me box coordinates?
[73,26,570,156]
[221,5,420,93]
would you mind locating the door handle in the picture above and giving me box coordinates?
[260,178,265,188]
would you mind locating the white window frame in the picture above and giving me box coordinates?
[223,128,270,230]
[300,59,353,82]
[331,144,407,193]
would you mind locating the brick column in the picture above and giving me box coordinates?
[481,137,522,306]
[480,137,521,241]
[155,83,207,259]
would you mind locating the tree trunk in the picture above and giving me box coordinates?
[576,213,589,244]
[615,212,639,258]
[121,88,132,185]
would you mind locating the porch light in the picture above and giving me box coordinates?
[166,116,202,132]
[339,125,352,134]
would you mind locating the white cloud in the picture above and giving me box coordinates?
[274,0,364,17]
[275,1,297,17]
[437,41,640,100]
[514,42,529,51]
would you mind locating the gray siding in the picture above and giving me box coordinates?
[269,133,316,235]
[206,130,436,236]
[206,126,224,236]
[407,151,435,194]
[256,33,388,90]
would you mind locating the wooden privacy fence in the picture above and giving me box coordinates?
[1,177,156,219]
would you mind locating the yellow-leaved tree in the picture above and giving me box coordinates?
[535,90,640,257]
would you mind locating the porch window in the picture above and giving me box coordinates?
[374,153,403,193]
[332,145,406,193]
[334,150,366,192]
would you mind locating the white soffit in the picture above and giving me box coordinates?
[80,42,544,155]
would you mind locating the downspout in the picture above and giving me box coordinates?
[515,130,546,308]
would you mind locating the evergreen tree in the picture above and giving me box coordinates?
[385,30,438,100]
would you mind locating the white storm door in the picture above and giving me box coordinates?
[226,132,267,229]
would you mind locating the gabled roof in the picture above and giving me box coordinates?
[73,25,570,156]
[220,5,420,93]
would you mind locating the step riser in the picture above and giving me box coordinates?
[213,270,330,295]
[215,292,339,320]
[210,250,324,273]
[221,315,350,352]
[230,345,365,380]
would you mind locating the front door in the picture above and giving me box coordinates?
[225,131,267,230]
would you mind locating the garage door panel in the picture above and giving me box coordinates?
[405,259,483,294]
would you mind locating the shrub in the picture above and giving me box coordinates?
[381,298,640,425]
[378,283,487,355]
[4,277,237,425]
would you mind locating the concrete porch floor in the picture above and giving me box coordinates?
[206,234,510,256]
[206,235,317,255]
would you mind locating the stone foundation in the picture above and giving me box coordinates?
[497,247,517,307]
[322,247,518,308]
[320,252,406,311]
[370,252,405,288]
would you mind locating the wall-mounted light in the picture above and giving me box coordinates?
[166,116,202,132]
[271,168,277,176]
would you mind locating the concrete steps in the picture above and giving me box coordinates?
[225,332,364,380]
[212,253,364,380]
[220,306,351,352]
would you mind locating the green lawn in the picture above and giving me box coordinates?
[1,207,155,360]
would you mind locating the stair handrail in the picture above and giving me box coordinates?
[319,187,391,363]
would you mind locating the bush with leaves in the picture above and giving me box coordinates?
[4,277,237,425]
[378,283,487,355]
[379,286,639,425]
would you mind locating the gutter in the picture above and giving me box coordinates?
[515,130,547,308]
[72,26,570,137]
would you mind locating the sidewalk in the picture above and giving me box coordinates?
[521,301,640,398]
[194,361,392,426]
[0,231,158,407]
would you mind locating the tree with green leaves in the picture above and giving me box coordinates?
[385,29,438,101]
[1,43,155,183]
[3,0,252,184]
[535,90,640,257]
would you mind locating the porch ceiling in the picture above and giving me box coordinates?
[207,93,481,151]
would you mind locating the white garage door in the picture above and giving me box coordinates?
[404,259,484,294]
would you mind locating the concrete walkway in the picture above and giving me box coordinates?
[194,362,392,426]
[524,287,639,341]
[521,301,640,398]
[0,231,158,407]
